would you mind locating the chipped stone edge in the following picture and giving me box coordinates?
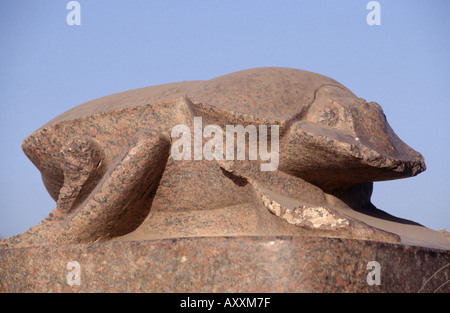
[254,185,350,231]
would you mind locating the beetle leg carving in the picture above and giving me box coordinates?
[57,137,105,213]
[53,130,171,244]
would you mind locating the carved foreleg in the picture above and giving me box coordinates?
[0,137,106,249]
[57,137,105,212]
[53,130,171,244]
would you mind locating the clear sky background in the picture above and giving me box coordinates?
[0,1,449,239]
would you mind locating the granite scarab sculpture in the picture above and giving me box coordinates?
[1,67,426,248]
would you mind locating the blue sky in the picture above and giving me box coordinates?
[0,0,449,238]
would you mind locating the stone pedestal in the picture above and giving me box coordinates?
[1,236,448,293]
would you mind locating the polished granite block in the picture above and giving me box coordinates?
[1,236,448,293]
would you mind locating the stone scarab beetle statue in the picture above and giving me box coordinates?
[1,67,427,248]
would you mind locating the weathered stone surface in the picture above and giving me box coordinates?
[1,67,448,293]
[1,236,449,293]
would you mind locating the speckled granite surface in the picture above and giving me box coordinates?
[1,236,448,293]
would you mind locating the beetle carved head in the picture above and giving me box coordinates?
[278,83,426,191]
